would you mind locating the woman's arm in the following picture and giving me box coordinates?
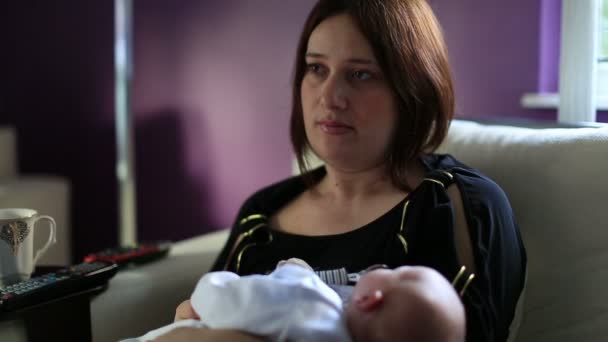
[153,327,265,342]
[168,301,265,342]
[446,184,476,273]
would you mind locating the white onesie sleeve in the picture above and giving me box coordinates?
[191,264,352,342]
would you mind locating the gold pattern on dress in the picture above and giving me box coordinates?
[396,200,410,255]
[459,273,475,297]
[438,170,453,180]
[423,178,445,188]
[235,228,273,273]
[396,233,408,255]
[451,265,475,297]
[224,221,268,271]
[239,214,267,226]
[235,242,257,273]
[452,266,466,286]
[399,200,410,233]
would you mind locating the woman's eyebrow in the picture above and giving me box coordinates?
[305,52,376,65]
[347,58,376,65]
[305,51,327,59]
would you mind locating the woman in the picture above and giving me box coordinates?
[168,0,526,341]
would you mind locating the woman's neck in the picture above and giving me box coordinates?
[314,161,425,201]
[316,163,397,200]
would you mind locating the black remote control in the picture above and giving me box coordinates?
[83,241,171,266]
[0,261,118,312]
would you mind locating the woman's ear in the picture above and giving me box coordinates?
[353,289,384,311]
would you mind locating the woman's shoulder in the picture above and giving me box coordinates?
[422,153,512,210]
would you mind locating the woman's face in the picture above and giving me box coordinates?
[301,13,398,172]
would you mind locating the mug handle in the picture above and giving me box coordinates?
[31,215,57,265]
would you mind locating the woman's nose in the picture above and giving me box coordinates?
[320,76,348,111]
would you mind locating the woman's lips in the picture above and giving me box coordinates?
[317,120,354,135]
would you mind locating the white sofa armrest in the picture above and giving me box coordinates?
[91,230,229,342]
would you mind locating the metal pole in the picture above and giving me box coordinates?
[115,0,137,246]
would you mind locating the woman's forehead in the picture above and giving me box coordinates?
[306,13,377,63]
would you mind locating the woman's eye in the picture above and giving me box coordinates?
[306,63,325,75]
[352,70,372,81]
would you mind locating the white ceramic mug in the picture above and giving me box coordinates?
[0,208,57,286]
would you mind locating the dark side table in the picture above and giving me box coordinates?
[0,266,109,342]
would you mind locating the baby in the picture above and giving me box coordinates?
[125,259,465,342]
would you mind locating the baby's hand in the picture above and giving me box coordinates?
[174,299,200,322]
[275,258,313,271]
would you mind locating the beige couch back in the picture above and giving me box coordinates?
[438,120,608,342]
[0,126,17,178]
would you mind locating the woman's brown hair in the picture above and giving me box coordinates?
[290,0,454,190]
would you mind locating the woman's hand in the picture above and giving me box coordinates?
[153,327,202,342]
[174,299,200,322]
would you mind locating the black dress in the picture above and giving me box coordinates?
[211,154,527,342]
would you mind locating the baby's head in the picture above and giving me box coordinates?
[345,266,465,342]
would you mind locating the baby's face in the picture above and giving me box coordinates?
[345,266,416,342]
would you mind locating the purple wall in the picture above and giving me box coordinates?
[0,2,118,260]
[538,0,562,93]
[0,0,316,261]
[132,0,316,232]
[430,0,554,121]
[430,0,607,122]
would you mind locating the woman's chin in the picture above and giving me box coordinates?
[310,144,385,171]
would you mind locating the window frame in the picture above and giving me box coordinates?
[598,0,608,97]
[521,0,606,122]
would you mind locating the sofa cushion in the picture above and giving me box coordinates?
[437,120,608,342]
[90,231,229,342]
